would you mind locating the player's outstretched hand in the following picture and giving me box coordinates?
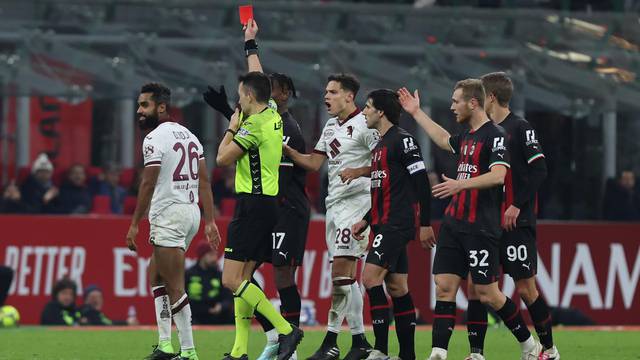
[126,224,138,252]
[397,87,421,116]
[205,222,221,250]
[503,205,520,231]
[244,18,259,40]
[432,174,463,199]
[203,85,234,120]
[351,220,368,241]
[419,226,436,250]
[339,168,362,184]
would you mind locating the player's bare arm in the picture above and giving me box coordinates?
[197,159,221,249]
[339,166,371,184]
[419,226,436,250]
[432,164,507,199]
[283,143,326,172]
[397,87,452,152]
[244,19,263,73]
[351,219,369,241]
[126,165,161,251]
[216,110,245,167]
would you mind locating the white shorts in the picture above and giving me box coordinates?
[325,195,370,260]
[149,203,201,250]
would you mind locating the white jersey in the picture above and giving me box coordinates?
[314,112,379,208]
[142,122,204,220]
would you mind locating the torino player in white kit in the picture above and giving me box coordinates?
[285,74,378,360]
[126,83,220,360]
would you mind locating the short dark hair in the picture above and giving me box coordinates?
[140,82,171,109]
[368,89,402,125]
[480,72,513,107]
[238,72,272,103]
[454,78,485,108]
[52,277,77,300]
[270,73,297,99]
[327,73,360,96]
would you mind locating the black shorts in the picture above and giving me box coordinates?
[500,227,537,280]
[264,206,310,266]
[225,194,278,262]
[364,226,413,274]
[432,223,501,285]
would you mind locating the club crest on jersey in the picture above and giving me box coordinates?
[144,144,154,156]
[347,126,354,137]
[324,129,335,138]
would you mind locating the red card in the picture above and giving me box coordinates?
[239,5,253,25]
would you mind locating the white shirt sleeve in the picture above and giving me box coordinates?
[143,135,164,167]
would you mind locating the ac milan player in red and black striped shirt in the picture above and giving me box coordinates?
[350,89,435,360]
[398,80,543,360]
[458,72,558,360]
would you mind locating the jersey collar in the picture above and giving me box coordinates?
[337,108,360,127]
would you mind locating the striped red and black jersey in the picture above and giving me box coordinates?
[443,121,509,238]
[370,126,427,231]
[499,113,545,227]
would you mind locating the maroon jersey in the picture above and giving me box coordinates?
[499,113,545,227]
[443,121,509,238]
[370,126,429,231]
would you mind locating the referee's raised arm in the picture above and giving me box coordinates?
[244,19,263,73]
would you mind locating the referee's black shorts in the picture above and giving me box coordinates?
[225,194,278,262]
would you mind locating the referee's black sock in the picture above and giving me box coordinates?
[251,277,275,332]
[392,293,416,360]
[366,285,389,354]
[527,296,554,349]
[466,300,488,355]
[432,301,456,350]
[496,297,531,343]
[278,285,301,327]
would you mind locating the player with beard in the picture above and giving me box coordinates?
[397,80,543,360]
[284,74,377,360]
[460,72,558,360]
[202,19,311,360]
[126,82,221,360]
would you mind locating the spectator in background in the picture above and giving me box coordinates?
[91,162,127,214]
[21,153,59,214]
[127,167,144,197]
[185,242,233,324]
[211,166,236,215]
[79,285,112,326]
[41,277,80,326]
[58,164,92,214]
[603,170,640,221]
[0,181,27,213]
[79,285,139,326]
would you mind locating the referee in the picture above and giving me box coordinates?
[216,71,303,360]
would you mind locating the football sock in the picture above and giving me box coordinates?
[367,285,389,354]
[235,280,293,335]
[171,293,195,352]
[392,293,416,360]
[466,300,488,355]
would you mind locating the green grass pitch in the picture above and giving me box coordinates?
[0,327,637,359]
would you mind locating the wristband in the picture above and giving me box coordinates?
[244,39,258,57]
[225,129,237,136]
